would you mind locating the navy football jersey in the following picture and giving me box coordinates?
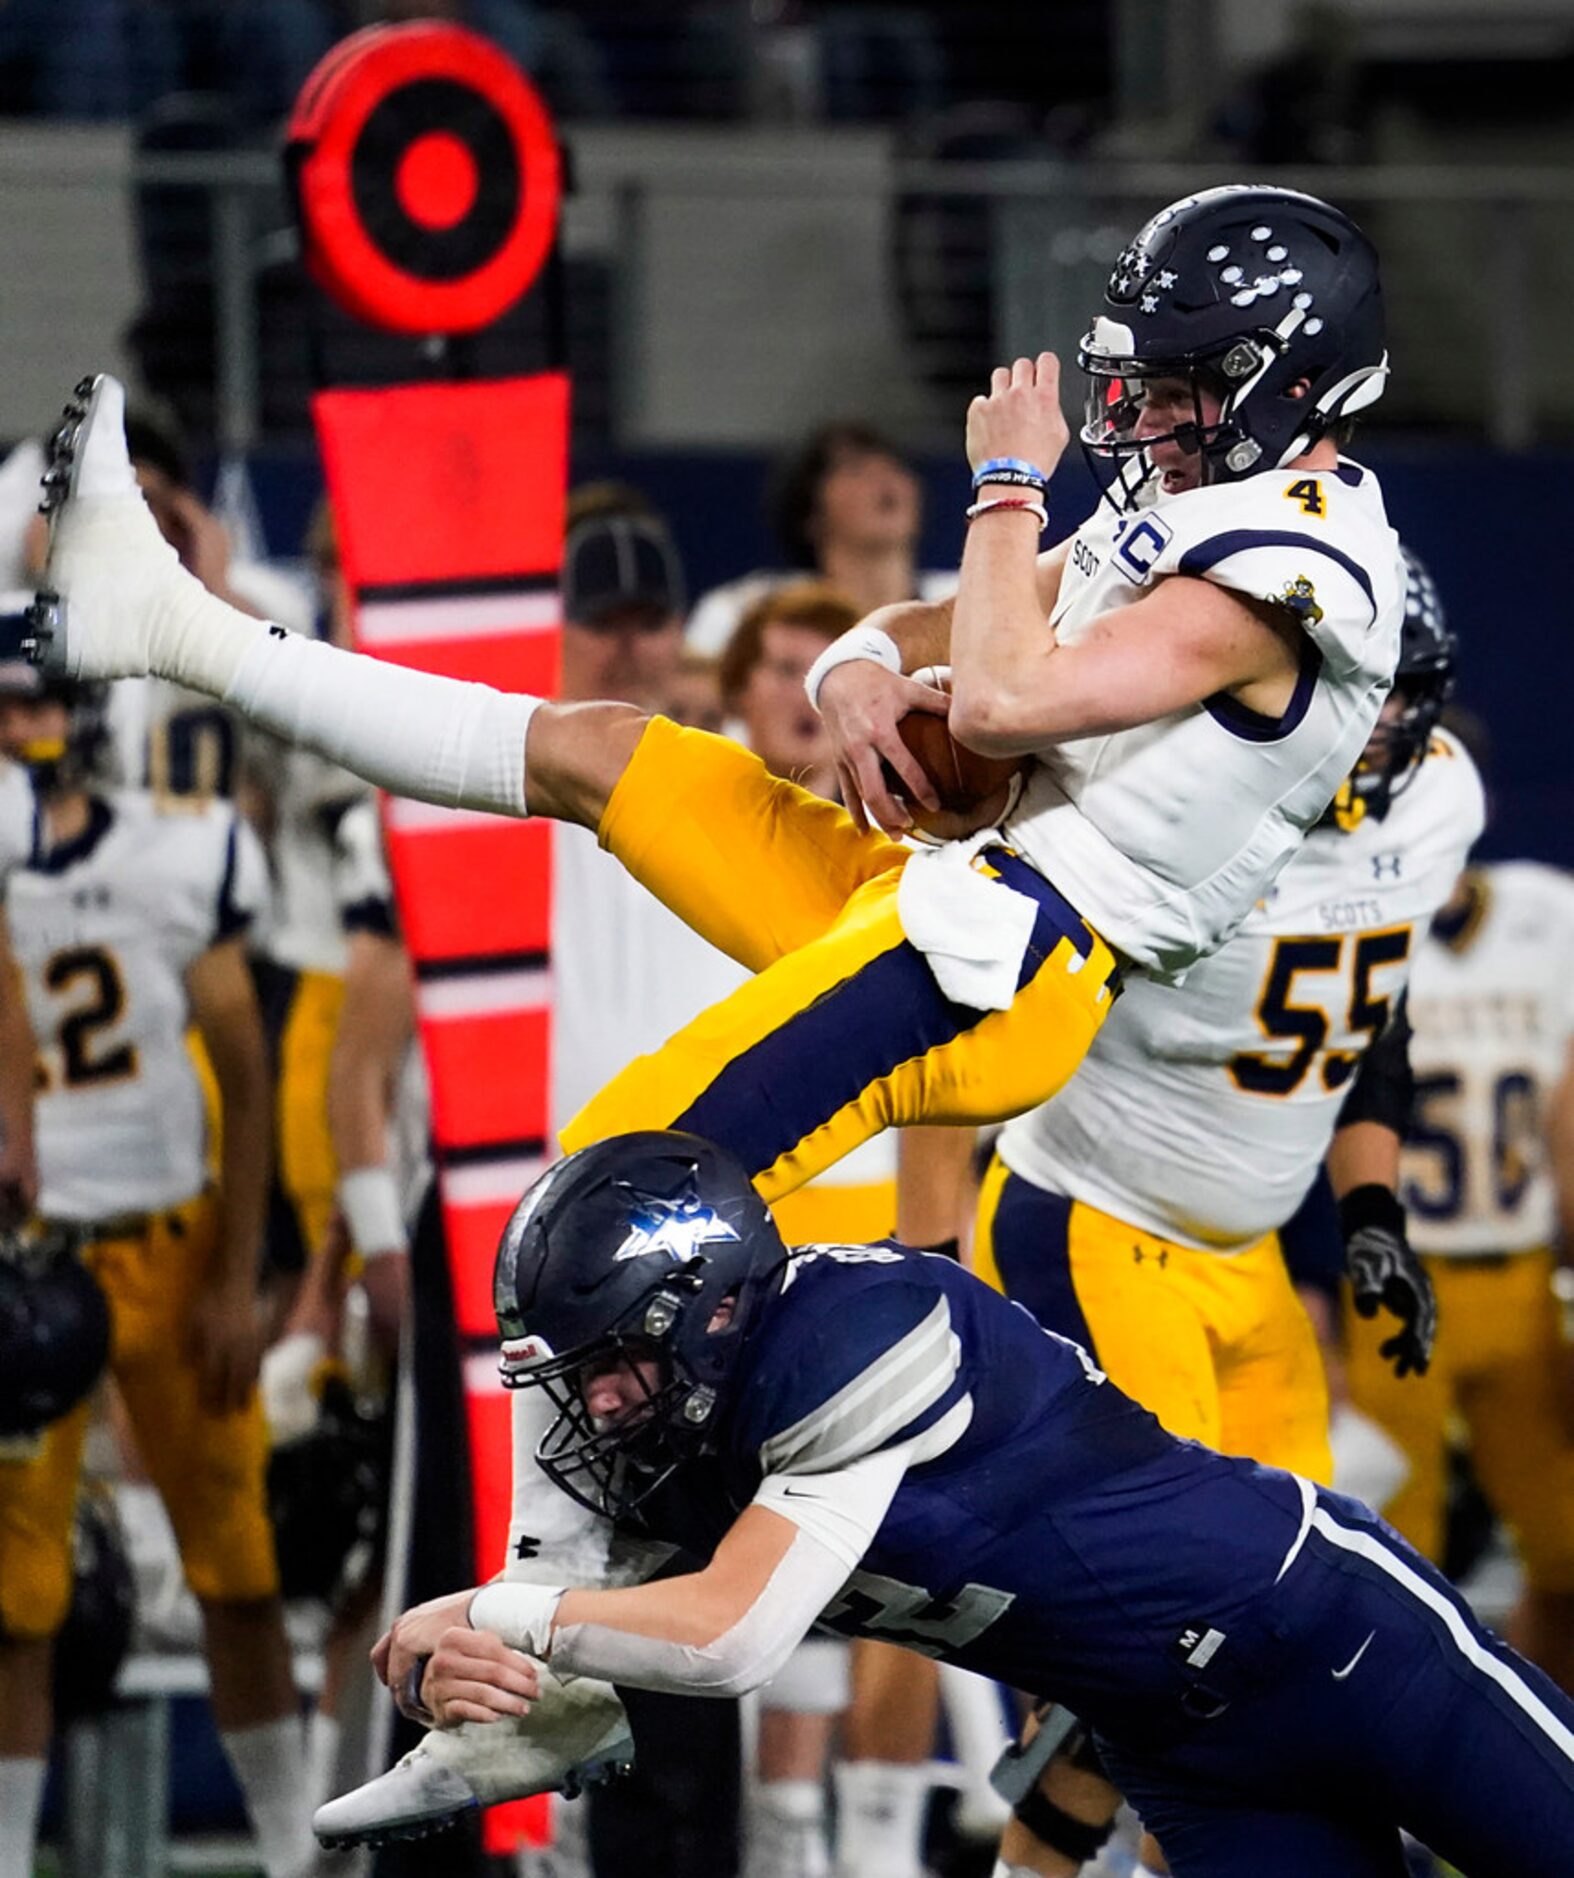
[635,1245,1314,1731]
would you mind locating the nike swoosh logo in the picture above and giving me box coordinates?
[1331,1631,1376,1681]
[781,1486,822,1501]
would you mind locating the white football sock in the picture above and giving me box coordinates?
[0,1757,47,1878]
[49,375,538,816]
[221,1715,315,1878]
[750,1778,831,1878]
[226,627,537,816]
[306,1706,342,1816]
[833,1759,929,1878]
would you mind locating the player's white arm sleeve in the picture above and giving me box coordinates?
[544,1442,914,1698]
[505,1382,676,1590]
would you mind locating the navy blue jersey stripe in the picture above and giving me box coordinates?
[988,1173,1099,1359]
[1203,635,1323,744]
[1177,529,1377,616]
[214,812,251,940]
[677,854,1094,1181]
[341,894,398,939]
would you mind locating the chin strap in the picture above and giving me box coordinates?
[1329,776,1367,832]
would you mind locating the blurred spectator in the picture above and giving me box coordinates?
[561,494,686,710]
[663,648,726,733]
[687,420,953,655]
[718,577,856,800]
[0,442,46,591]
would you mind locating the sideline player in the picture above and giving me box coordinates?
[976,550,1480,1876]
[30,185,1401,1216]
[363,1132,1573,1878]
[1348,830,1574,1696]
[0,665,315,1878]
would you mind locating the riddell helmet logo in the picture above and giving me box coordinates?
[613,1180,742,1262]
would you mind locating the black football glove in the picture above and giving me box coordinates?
[1340,1184,1437,1378]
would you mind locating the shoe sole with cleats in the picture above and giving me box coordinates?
[313,1741,633,1852]
[26,373,113,677]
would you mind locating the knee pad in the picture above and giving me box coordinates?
[1012,1784,1115,1866]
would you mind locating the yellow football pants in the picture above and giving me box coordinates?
[975,1154,1333,1481]
[560,718,1121,1203]
[1345,1248,1574,1590]
[276,967,344,1258]
[0,1194,279,1639]
[771,1177,896,1249]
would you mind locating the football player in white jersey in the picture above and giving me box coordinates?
[1347,830,1574,1703]
[0,667,317,1878]
[29,185,1399,1218]
[973,551,1480,1877]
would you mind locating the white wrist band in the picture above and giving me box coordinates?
[469,1581,565,1657]
[804,624,902,712]
[337,1165,405,1260]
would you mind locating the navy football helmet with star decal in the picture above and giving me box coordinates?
[1324,543,1457,830]
[1078,185,1386,509]
[493,1132,788,1520]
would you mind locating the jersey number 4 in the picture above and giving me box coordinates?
[1229,928,1411,1098]
[36,945,138,1091]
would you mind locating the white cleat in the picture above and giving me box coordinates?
[312,1670,634,1852]
[26,372,184,682]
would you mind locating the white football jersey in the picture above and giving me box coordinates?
[0,760,35,878]
[331,796,431,1220]
[1001,730,1484,1250]
[1402,861,1574,1257]
[8,791,269,1220]
[1003,461,1403,979]
[260,743,369,975]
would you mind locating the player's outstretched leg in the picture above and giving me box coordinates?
[312,1669,634,1850]
[26,372,613,825]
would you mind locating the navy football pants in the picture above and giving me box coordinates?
[1100,1489,1574,1877]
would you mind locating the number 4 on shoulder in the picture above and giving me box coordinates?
[1285,477,1325,518]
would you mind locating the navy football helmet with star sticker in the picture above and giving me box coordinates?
[1078,185,1387,509]
[493,1132,788,1520]
[1324,544,1457,830]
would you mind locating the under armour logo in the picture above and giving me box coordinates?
[1132,1245,1168,1269]
[1371,853,1402,880]
[514,1534,540,1562]
[268,623,288,640]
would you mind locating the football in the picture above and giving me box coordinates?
[882,676,1027,838]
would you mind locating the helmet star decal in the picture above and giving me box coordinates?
[1108,243,1155,301]
[612,1177,742,1263]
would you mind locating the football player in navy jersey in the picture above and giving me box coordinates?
[334,1133,1573,1878]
